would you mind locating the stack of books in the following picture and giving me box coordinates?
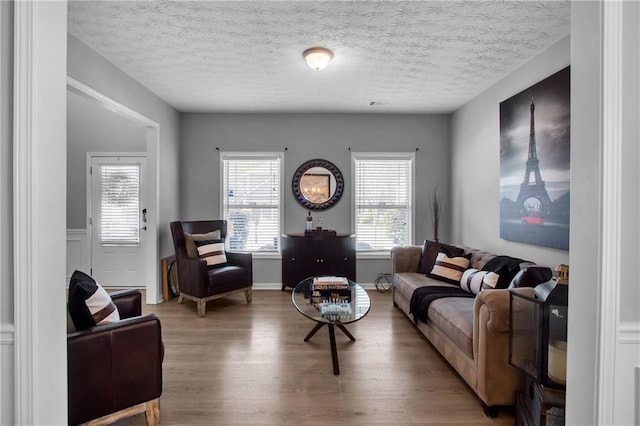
[312,276,348,289]
[312,276,351,302]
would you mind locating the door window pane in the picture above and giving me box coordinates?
[100,164,140,245]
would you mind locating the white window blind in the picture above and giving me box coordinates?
[221,153,282,253]
[100,164,140,245]
[353,153,414,253]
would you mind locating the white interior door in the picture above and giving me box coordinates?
[90,155,147,287]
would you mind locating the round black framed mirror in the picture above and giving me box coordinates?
[292,159,344,210]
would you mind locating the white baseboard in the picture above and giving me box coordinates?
[252,283,285,291]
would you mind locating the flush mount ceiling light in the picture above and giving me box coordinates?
[303,47,333,71]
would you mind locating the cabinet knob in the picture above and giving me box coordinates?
[291,257,295,261]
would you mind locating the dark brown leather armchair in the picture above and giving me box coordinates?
[67,289,163,425]
[170,220,253,317]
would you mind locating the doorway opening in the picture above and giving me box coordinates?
[67,77,161,303]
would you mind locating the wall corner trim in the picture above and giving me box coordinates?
[597,1,624,425]
[13,2,38,423]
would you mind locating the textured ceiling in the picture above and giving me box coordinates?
[68,1,570,114]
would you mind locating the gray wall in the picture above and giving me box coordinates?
[0,2,13,424]
[451,6,640,423]
[619,0,640,323]
[67,34,180,257]
[67,90,146,229]
[179,113,451,284]
[451,35,571,268]
[569,3,640,424]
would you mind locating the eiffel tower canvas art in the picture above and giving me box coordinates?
[499,67,570,250]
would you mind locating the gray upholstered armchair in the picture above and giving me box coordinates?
[170,220,253,317]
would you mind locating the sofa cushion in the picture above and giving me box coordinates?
[68,270,120,331]
[207,265,246,286]
[460,248,497,270]
[195,239,227,267]
[418,240,465,274]
[184,230,221,258]
[393,272,449,301]
[429,252,470,285]
[428,297,475,358]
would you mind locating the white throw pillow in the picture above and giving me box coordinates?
[429,252,470,285]
[195,239,227,267]
[460,269,500,295]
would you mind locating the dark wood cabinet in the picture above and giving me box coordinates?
[281,233,356,290]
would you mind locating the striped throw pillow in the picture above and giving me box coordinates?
[195,239,227,267]
[429,252,470,285]
[68,270,120,331]
[460,269,500,295]
[184,230,221,258]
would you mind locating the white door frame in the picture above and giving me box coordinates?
[13,2,68,424]
[67,77,161,304]
[87,152,148,286]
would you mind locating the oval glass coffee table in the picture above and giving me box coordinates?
[291,277,371,375]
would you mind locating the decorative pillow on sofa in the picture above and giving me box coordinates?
[195,239,227,268]
[481,264,510,290]
[428,252,470,285]
[418,240,465,274]
[68,270,120,331]
[184,230,221,258]
[481,256,529,289]
[508,266,553,288]
[460,268,499,294]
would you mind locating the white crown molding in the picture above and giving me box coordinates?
[597,1,623,425]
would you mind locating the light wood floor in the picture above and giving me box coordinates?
[117,289,515,425]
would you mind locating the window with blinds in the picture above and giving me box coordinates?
[221,153,283,253]
[352,153,414,253]
[100,164,140,245]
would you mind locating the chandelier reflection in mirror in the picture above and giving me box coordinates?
[292,159,344,210]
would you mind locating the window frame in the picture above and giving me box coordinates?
[351,152,415,259]
[219,151,284,259]
[99,163,141,246]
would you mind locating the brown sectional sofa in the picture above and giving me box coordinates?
[391,243,542,415]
